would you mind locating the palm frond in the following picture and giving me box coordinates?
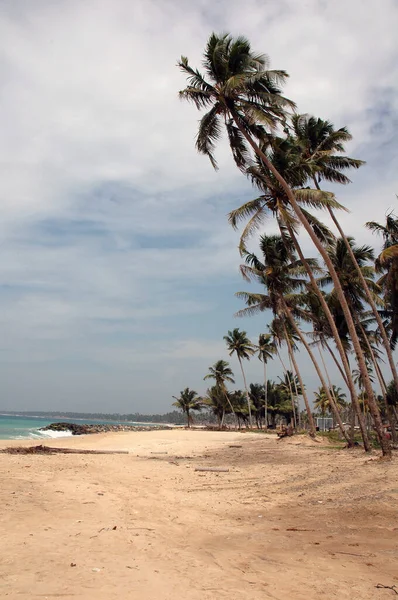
[196,105,222,169]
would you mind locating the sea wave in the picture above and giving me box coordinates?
[15,429,74,440]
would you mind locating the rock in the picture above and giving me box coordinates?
[40,422,172,436]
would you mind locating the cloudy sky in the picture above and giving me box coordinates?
[0,0,397,413]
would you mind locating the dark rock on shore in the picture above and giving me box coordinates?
[40,422,172,435]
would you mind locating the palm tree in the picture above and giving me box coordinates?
[236,233,318,436]
[230,389,250,428]
[204,360,236,418]
[224,328,255,427]
[179,33,390,456]
[291,115,398,395]
[270,320,299,428]
[257,333,276,428]
[248,383,265,428]
[366,211,398,351]
[172,388,202,428]
[314,385,346,427]
[229,147,364,444]
[178,33,294,172]
[278,370,301,422]
[202,386,231,429]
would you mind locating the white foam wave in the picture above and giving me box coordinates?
[37,429,73,439]
[13,429,74,440]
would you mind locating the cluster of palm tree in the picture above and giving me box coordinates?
[177,32,398,457]
[172,338,306,431]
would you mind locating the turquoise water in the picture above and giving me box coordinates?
[0,414,152,440]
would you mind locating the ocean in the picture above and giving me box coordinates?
[0,414,153,440]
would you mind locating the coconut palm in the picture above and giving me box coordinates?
[202,386,231,429]
[204,360,236,418]
[224,328,255,427]
[236,233,319,435]
[172,388,202,428]
[230,389,250,428]
[257,333,276,428]
[291,115,398,395]
[278,370,301,419]
[269,319,300,428]
[178,33,294,172]
[314,386,346,416]
[366,211,398,351]
[238,233,354,441]
[248,383,265,428]
[229,141,365,447]
[178,35,390,455]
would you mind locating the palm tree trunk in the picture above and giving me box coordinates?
[220,409,225,429]
[263,361,268,429]
[231,114,390,457]
[318,343,351,443]
[187,408,191,428]
[282,302,347,441]
[281,320,314,436]
[275,345,296,428]
[238,355,252,427]
[314,177,398,395]
[324,339,349,387]
[358,323,398,444]
[219,383,237,425]
[283,221,370,450]
[287,349,302,429]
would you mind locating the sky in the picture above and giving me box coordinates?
[0,0,397,413]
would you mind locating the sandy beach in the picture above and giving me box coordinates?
[0,429,397,600]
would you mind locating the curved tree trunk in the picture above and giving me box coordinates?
[282,320,315,436]
[318,344,347,434]
[358,323,398,445]
[324,339,349,387]
[238,355,252,427]
[282,302,349,443]
[276,345,296,428]
[287,349,302,429]
[232,115,390,457]
[314,177,398,396]
[284,222,370,450]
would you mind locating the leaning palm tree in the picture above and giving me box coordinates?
[366,211,398,351]
[229,143,363,442]
[224,328,255,427]
[236,233,318,436]
[237,234,353,441]
[202,386,231,429]
[257,333,276,429]
[204,360,236,418]
[172,388,202,428]
[178,35,390,456]
[178,33,295,172]
[291,115,398,395]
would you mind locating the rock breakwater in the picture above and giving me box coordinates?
[40,422,173,435]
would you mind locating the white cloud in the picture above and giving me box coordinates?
[0,0,397,412]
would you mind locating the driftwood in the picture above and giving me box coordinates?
[375,584,398,595]
[0,445,129,455]
[194,467,229,473]
[228,445,242,448]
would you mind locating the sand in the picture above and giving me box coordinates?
[0,429,397,600]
